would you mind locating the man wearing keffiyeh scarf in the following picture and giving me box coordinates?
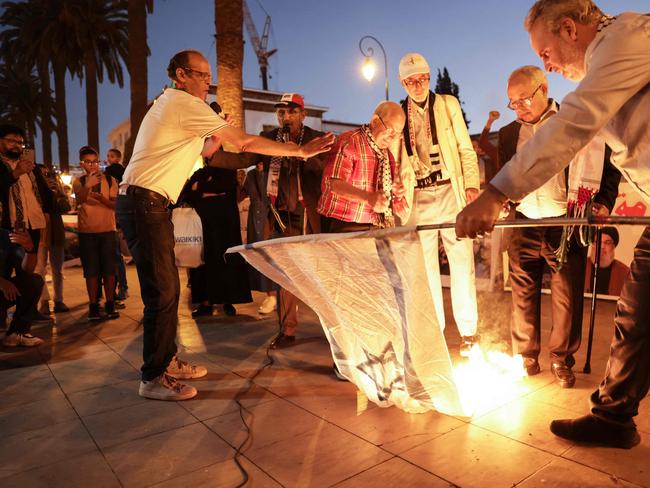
[395,53,481,358]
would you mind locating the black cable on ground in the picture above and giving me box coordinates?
[231,291,283,487]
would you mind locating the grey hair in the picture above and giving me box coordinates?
[507,65,548,87]
[525,0,603,33]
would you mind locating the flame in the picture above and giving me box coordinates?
[453,344,528,417]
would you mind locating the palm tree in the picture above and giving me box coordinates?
[124,0,153,164]
[72,0,128,153]
[0,0,55,166]
[0,63,51,155]
[215,0,245,129]
[40,1,83,171]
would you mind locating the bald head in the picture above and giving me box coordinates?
[370,101,405,149]
[373,101,405,125]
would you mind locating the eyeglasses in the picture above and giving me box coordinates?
[1,137,26,148]
[508,84,543,110]
[182,67,212,82]
[403,75,430,88]
[377,114,402,140]
[81,159,99,165]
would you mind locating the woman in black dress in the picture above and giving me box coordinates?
[183,164,252,317]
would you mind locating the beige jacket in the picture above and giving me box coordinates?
[396,94,479,222]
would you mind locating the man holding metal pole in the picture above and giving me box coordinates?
[456,1,649,448]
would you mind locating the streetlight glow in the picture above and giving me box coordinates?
[358,35,389,100]
[362,58,376,82]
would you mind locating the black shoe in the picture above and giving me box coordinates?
[105,302,120,320]
[223,304,236,316]
[269,333,295,350]
[191,305,212,318]
[459,335,478,357]
[88,303,101,321]
[116,288,128,301]
[550,414,641,449]
[114,300,126,310]
[30,311,52,324]
[524,357,541,376]
[551,362,576,388]
[53,301,70,313]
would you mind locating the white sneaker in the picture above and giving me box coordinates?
[2,333,44,347]
[258,295,277,314]
[139,373,197,401]
[166,355,207,379]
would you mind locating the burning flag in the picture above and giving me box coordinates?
[228,226,524,416]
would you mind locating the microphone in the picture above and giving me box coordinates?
[281,123,290,142]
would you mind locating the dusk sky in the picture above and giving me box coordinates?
[51,0,647,164]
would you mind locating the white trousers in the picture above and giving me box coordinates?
[406,185,478,336]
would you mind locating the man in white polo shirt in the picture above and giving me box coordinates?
[118,49,333,401]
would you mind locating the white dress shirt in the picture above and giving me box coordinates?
[516,101,567,219]
[492,12,650,205]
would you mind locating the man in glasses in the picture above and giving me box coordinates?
[205,92,329,348]
[456,0,649,448]
[118,50,333,401]
[318,101,407,233]
[0,125,50,264]
[73,146,120,321]
[395,53,480,357]
[498,65,619,388]
[0,124,53,325]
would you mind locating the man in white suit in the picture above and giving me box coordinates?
[396,53,480,356]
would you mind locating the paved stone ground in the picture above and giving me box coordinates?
[0,264,648,487]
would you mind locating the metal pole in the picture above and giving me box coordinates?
[583,227,603,374]
[359,35,389,101]
[416,216,650,232]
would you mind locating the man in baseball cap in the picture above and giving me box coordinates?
[209,92,329,348]
[395,52,481,357]
[274,93,305,110]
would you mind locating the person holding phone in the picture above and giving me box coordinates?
[0,125,52,267]
[72,146,119,321]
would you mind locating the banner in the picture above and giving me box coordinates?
[228,226,465,416]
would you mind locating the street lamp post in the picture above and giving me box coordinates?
[359,35,389,101]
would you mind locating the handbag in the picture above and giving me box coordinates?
[171,207,204,267]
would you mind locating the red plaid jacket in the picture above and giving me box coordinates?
[317,127,394,224]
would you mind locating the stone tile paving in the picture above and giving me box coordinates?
[0,265,647,487]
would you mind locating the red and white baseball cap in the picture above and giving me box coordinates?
[274,93,305,110]
[399,53,430,81]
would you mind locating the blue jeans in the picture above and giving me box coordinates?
[116,192,179,381]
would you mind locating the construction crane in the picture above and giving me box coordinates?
[242,0,277,91]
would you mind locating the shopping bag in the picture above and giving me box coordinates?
[171,207,204,267]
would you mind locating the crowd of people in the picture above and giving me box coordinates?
[1,0,647,451]
[0,129,132,340]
